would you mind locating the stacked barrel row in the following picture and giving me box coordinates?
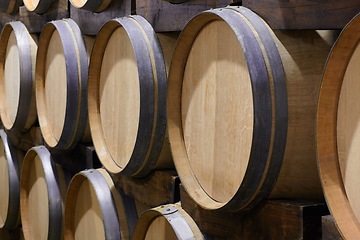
[0,3,360,240]
[1,0,112,14]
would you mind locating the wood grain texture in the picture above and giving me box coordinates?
[132,204,204,240]
[44,29,67,142]
[74,178,105,240]
[144,216,177,240]
[99,26,140,169]
[336,42,360,222]
[0,0,69,34]
[23,0,54,14]
[135,0,234,32]
[65,169,137,240]
[0,0,21,13]
[69,0,131,35]
[20,146,70,240]
[269,29,338,199]
[317,12,360,239]
[27,155,49,240]
[70,0,112,12]
[167,7,336,212]
[88,16,173,176]
[112,170,179,208]
[0,142,10,228]
[0,130,23,231]
[0,22,38,132]
[181,19,253,203]
[4,31,20,126]
[36,19,91,149]
[242,0,360,29]
[322,215,343,240]
[5,126,43,152]
[180,185,328,240]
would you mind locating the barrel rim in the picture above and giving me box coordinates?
[64,168,121,240]
[20,146,63,240]
[132,203,204,240]
[167,7,286,211]
[0,21,35,131]
[316,11,360,239]
[36,19,88,150]
[23,0,54,14]
[0,129,20,230]
[88,16,167,176]
[69,0,112,12]
[226,6,288,211]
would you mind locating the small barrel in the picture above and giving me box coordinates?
[167,6,337,212]
[36,18,92,150]
[65,168,138,240]
[0,0,21,13]
[88,15,173,177]
[23,0,54,14]
[20,146,72,240]
[317,12,360,239]
[0,21,37,132]
[69,0,112,12]
[132,204,204,240]
[0,130,23,230]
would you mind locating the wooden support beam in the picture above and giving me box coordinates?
[69,0,132,35]
[180,185,329,240]
[0,0,69,33]
[135,0,234,32]
[322,215,344,240]
[112,170,180,208]
[50,144,102,173]
[0,227,24,240]
[242,0,360,30]
[5,126,43,153]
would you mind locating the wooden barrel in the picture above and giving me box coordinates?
[317,12,360,239]
[0,21,37,132]
[23,0,54,14]
[65,168,138,240]
[0,0,21,13]
[167,6,337,212]
[36,18,92,150]
[88,15,173,177]
[0,130,23,230]
[20,146,72,240]
[132,204,204,240]
[69,0,112,12]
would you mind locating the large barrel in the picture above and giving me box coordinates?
[23,0,53,14]
[88,15,173,177]
[317,13,360,239]
[20,146,72,240]
[0,130,23,230]
[0,21,37,132]
[132,204,204,240]
[36,18,92,150]
[65,168,138,240]
[167,6,337,212]
[69,0,112,12]
[0,0,21,13]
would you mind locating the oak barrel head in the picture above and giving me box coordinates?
[0,21,37,132]
[88,16,171,177]
[20,146,70,240]
[65,168,138,240]
[132,204,204,240]
[36,19,90,150]
[69,0,112,12]
[317,12,360,239]
[0,130,20,230]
